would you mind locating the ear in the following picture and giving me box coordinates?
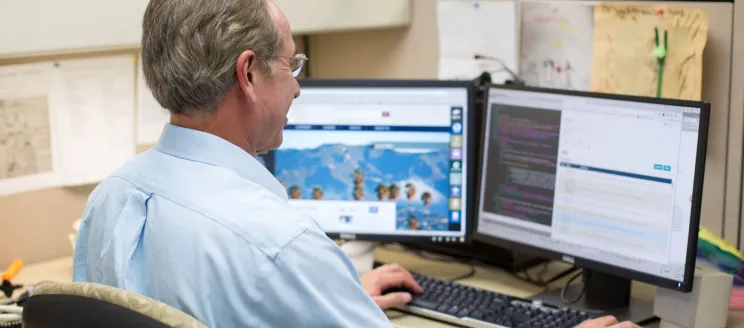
[236,50,259,103]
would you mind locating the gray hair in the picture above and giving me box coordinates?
[141,0,284,116]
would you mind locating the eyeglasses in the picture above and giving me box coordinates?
[276,53,308,77]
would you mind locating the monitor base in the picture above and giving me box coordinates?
[530,286,656,324]
[340,241,378,275]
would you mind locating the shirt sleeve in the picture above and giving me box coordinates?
[255,227,392,328]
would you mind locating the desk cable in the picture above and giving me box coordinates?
[0,304,21,327]
[0,286,32,328]
[560,270,588,305]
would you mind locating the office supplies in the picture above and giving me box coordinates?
[0,260,22,298]
[696,226,744,287]
[591,4,708,100]
[654,27,668,98]
[519,1,594,91]
[436,0,517,83]
[653,265,733,328]
[264,79,477,245]
[475,84,709,323]
[390,271,594,328]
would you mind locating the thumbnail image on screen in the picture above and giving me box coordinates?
[274,133,454,232]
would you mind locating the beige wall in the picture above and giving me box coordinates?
[1,0,741,267]
[308,0,437,79]
[307,0,738,245]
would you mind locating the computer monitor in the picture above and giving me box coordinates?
[261,79,477,244]
[475,84,709,322]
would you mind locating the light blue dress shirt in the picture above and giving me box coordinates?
[73,124,391,327]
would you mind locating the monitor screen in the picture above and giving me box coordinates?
[476,85,708,291]
[262,80,475,244]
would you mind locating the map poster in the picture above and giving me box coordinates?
[0,95,53,180]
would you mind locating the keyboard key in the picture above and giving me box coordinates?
[409,298,439,310]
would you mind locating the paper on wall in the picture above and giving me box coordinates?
[436,0,518,83]
[0,56,137,195]
[591,5,708,100]
[136,55,170,145]
[0,62,61,196]
[53,55,136,186]
[520,1,594,91]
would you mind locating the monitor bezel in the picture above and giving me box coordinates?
[277,78,478,244]
[473,83,710,293]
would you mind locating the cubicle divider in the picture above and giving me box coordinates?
[305,0,741,249]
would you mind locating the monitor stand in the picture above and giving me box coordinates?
[529,269,657,325]
[339,241,378,275]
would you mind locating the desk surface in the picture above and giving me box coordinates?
[9,250,744,328]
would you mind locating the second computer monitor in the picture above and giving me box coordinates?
[262,79,476,244]
[476,85,709,293]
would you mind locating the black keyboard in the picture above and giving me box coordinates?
[394,273,593,328]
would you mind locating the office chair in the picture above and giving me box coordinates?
[21,281,206,328]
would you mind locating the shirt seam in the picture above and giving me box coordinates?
[106,175,285,258]
[272,227,311,261]
[153,147,289,203]
[153,146,220,170]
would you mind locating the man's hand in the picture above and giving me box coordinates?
[579,316,642,328]
[360,264,424,310]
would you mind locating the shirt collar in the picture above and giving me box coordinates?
[155,124,288,201]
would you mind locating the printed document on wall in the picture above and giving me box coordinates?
[136,55,170,145]
[436,0,517,83]
[0,62,62,196]
[53,56,136,186]
[591,5,708,100]
[520,1,594,91]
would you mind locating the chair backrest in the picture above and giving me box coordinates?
[22,281,207,328]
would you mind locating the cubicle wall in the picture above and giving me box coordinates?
[308,0,739,246]
[1,0,742,266]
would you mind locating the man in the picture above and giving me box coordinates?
[405,182,416,201]
[389,183,400,200]
[353,186,365,200]
[72,0,637,327]
[407,214,420,230]
[421,191,432,216]
[311,185,324,200]
[376,183,390,201]
[288,184,302,199]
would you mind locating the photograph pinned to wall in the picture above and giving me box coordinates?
[591,5,709,100]
[436,0,517,83]
[519,1,594,91]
